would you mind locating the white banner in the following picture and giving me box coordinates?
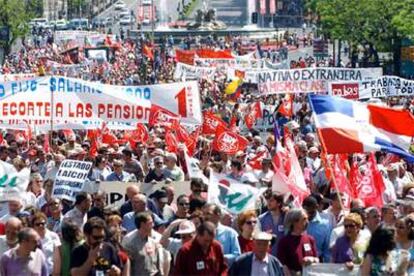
[329,76,414,100]
[0,74,37,82]
[174,62,216,80]
[0,77,202,129]
[52,160,93,202]
[0,161,30,202]
[250,67,382,94]
[303,264,360,276]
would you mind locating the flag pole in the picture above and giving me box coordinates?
[308,94,346,211]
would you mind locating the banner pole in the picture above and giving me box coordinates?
[50,84,54,146]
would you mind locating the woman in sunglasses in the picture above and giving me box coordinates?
[395,216,414,274]
[237,210,258,253]
[331,213,367,270]
[31,212,61,275]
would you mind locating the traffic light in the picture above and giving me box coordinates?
[252,12,258,24]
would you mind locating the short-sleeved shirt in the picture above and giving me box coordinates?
[0,247,48,276]
[69,242,122,276]
[121,230,161,276]
[41,229,62,274]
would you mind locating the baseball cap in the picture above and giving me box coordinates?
[175,220,196,235]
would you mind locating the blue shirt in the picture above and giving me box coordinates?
[122,211,165,233]
[306,212,332,262]
[216,223,241,267]
[105,171,130,182]
[258,211,285,256]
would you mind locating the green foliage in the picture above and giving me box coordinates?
[0,0,34,53]
[308,0,414,52]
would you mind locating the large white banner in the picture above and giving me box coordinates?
[0,160,30,202]
[0,76,202,129]
[250,67,383,94]
[52,160,93,202]
[0,74,37,82]
[174,62,216,80]
[329,76,414,100]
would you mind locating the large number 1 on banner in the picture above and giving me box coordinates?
[175,88,187,117]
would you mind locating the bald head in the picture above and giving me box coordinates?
[126,185,140,200]
[5,217,22,243]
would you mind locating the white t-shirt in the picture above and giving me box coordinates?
[41,230,61,274]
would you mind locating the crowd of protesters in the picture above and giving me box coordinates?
[0,26,413,276]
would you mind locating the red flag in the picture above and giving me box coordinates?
[272,137,310,206]
[165,130,179,153]
[244,102,262,129]
[149,104,179,127]
[143,45,154,60]
[328,154,352,208]
[125,123,149,148]
[43,133,50,153]
[248,150,269,170]
[202,111,227,135]
[212,125,248,155]
[229,115,238,131]
[278,94,294,117]
[100,123,118,144]
[175,49,195,65]
[184,128,200,157]
[196,49,234,59]
[349,153,385,208]
[87,129,101,157]
[171,120,190,143]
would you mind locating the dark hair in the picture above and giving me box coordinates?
[134,211,152,229]
[190,178,203,189]
[230,160,242,171]
[196,221,216,236]
[83,217,107,235]
[30,212,47,227]
[61,219,82,247]
[365,227,396,256]
[189,198,206,214]
[204,203,222,216]
[95,155,106,166]
[17,227,35,243]
[302,195,318,209]
[176,194,188,204]
[75,192,90,205]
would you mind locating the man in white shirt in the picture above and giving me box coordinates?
[63,192,92,229]
[0,217,22,256]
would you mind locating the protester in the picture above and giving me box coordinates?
[0,217,22,256]
[0,227,48,276]
[63,191,92,229]
[237,209,258,253]
[174,221,228,275]
[70,217,122,275]
[160,219,196,261]
[277,208,319,274]
[229,232,286,276]
[361,227,410,275]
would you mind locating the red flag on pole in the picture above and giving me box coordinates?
[212,125,249,155]
[278,94,294,118]
[244,102,263,129]
[149,104,179,127]
[202,111,228,135]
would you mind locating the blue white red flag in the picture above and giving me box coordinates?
[309,95,414,162]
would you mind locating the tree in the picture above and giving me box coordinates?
[0,0,33,56]
[306,0,414,70]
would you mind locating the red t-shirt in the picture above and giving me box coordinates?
[276,233,318,272]
[238,236,254,253]
[173,239,227,276]
[0,223,4,235]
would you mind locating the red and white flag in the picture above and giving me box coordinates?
[212,125,249,155]
[165,129,179,153]
[149,104,179,127]
[278,94,294,118]
[244,102,263,129]
[350,153,385,208]
[202,111,228,135]
[272,137,309,206]
[328,154,352,208]
[248,150,269,170]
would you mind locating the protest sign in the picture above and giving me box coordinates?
[52,160,92,201]
[173,62,216,80]
[0,160,30,202]
[0,76,202,129]
[0,74,37,82]
[329,76,414,100]
[303,264,360,276]
[99,181,191,208]
[250,67,382,94]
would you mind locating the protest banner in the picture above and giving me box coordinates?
[99,181,191,208]
[173,62,216,80]
[52,160,92,201]
[0,73,37,82]
[329,76,414,100]
[0,76,202,129]
[250,67,382,94]
[0,160,30,202]
[302,264,360,276]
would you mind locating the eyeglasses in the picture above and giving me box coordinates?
[35,222,46,227]
[245,220,258,225]
[344,224,356,229]
[179,202,190,207]
[156,162,164,165]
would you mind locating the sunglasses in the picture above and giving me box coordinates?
[35,222,46,227]
[92,235,105,241]
[179,202,189,207]
[245,220,257,225]
[344,224,356,229]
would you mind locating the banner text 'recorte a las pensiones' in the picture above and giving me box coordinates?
[0,76,202,130]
